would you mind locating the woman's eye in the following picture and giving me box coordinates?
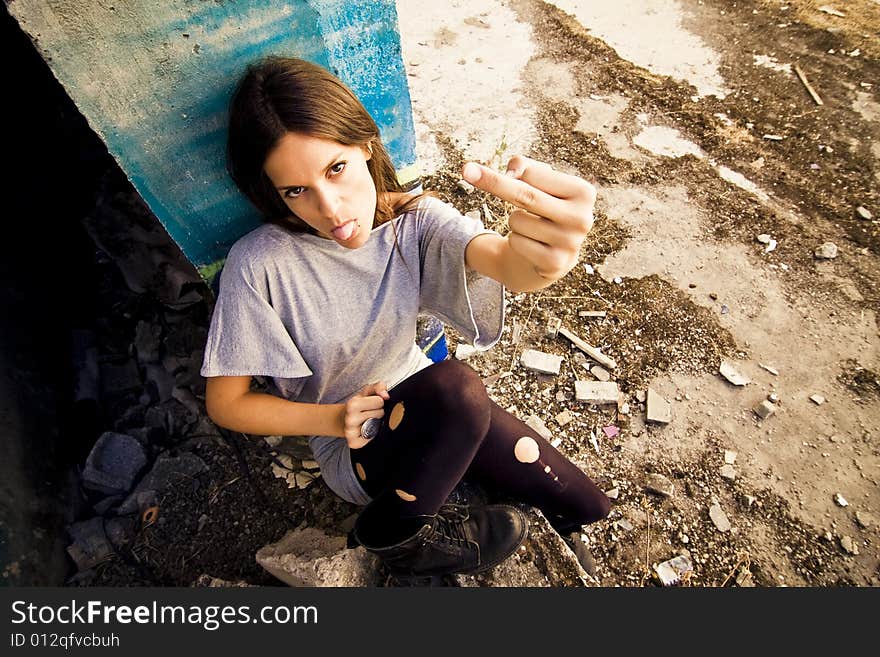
[330,161,346,175]
[283,187,304,199]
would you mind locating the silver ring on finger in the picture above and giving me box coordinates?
[360,417,381,441]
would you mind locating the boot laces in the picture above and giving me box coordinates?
[431,508,469,547]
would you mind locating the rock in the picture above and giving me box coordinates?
[839,536,859,555]
[574,381,619,404]
[193,574,253,587]
[546,317,562,338]
[724,450,738,464]
[834,493,848,507]
[256,527,382,586]
[635,390,647,403]
[455,343,478,360]
[646,388,672,424]
[810,394,826,405]
[100,360,142,396]
[765,239,777,253]
[856,206,872,220]
[614,519,634,532]
[66,518,115,571]
[759,363,779,376]
[653,555,693,586]
[644,473,674,497]
[854,511,876,530]
[709,503,731,532]
[550,437,562,448]
[605,487,619,500]
[134,320,162,364]
[457,179,475,194]
[555,410,573,427]
[520,349,563,375]
[754,400,776,420]
[757,234,772,244]
[619,402,631,415]
[720,464,737,480]
[525,414,553,441]
[82,432,149,496]
[720,361,750,386]
[735,566,755,587]
[814,242,838,259]
[578,310,606,319]
[590,365,611,382]
[767,392,779,403]
[118,452,208,514]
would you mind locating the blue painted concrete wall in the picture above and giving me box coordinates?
[8,1,418,279]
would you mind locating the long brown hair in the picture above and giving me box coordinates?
[227,56,416,233]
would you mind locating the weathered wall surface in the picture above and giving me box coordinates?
[7,0,417,275]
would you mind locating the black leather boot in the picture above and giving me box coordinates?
[354,502,528,579]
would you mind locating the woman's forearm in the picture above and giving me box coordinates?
[207,390,346,438]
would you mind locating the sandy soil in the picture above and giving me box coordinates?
[399,0,879,586]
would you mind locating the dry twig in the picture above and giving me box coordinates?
[794,64,824,106]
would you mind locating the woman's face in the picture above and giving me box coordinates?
[263,132,377,249]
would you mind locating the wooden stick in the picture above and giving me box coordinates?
[794,64,824,106]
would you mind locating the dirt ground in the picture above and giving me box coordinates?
[50,0,879,588]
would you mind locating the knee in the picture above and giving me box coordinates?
[405,360,491,431]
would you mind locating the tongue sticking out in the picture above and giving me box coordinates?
[332,221,357,241]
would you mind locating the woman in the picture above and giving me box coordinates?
[202,56,609,582]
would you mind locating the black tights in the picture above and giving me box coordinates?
[350,360,610,541]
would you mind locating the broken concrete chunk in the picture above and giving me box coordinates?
[635,390,647,403]
[810,394,826,405]
[455,343,478,360]
[720,361,750,386]
[814,242,838,259]
[834,493,848,507]
[759,363,779,376]
[757,234,772,244]
[856,206,872,220]
[82,432,149,497]
[840,535,859,555]
[754,400,776,420]
[590,365,611,382]
[546,316,562,338]
[558,327,617,369]
[720,464,737,480]
[525,414,553,441]
[579,310,606,319]
[854,511,876,530]
[66,518,115,571]
[724,450,738,464]
[709,503,731,532]
[644,473,674,497]
[520,349,563,375]
[118,452,208,515]
[654,554,693,586]
[646,388,672,424]
[605,487,620,500]
[574,380,620,404]
[555,410,573,427]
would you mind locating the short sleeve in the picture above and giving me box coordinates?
[416,197,505,350]
[200,240,314,380]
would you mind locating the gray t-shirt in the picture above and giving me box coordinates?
[200,197,505,504]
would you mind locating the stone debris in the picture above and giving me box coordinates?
[757,234,772,244]
[456,179,475,194]
[834,493,848,507]
[709,503,731,532]
[814,242,838,259]
[555,410,573,427]
[550,437,562,449]
[578,310,606,319]
[605,487,620,500]
[294,472,319,490]
[720,361,750,386]
[118,452,208,515]
[759,363,780,376]
[840,536,859,555]
[619,402,631,415]
[66,518,116,571]
[82,432,149,496]
[817,5,846,18]
[614,519,634,532]
[810,394,826,405]
[720,464,737,480]
[584,264,595,275]
[735,566,755,587]
[589,432,600,454]
[764,239,777,253]
[575,380,620,404]
[590,365,611,382]
[724,450,737,464]
[754,400,776,420]
[546,316,562,339]
[653,554,693,586]
[767,392,779,403]
[455,343,478,360]
[635,390,647,403]
[558,327,617,369]
[854,511,876,530]
[856,206,872,220]
[762,134,784,141]
[646,388,672,424]
[644,473,674,497]
[525,414,553,441]
[520,349,563,375]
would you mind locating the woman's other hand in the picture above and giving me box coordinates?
[343,381,390,449]
[462,156,596,284]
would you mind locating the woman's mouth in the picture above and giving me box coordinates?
[331,220,358,242]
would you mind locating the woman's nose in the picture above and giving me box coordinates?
[315,187,340,219]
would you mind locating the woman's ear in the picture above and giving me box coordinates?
[364,141,373,161]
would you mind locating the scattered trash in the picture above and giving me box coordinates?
[546,317,562,339]
[654,554,693,586]
[574,380,620,404]
[558,327,617,369]
[589,432,600,454]
[578,310,606,319]
[520,349,563,375]
[602,425,619,439]
[456,179,475,194]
